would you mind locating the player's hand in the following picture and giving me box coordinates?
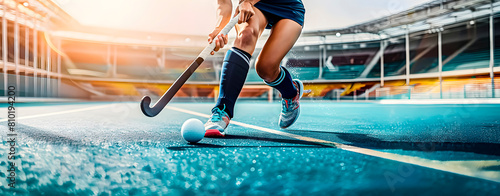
[208,29,229,55]
[236,1,255,24]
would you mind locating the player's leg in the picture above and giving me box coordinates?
[205,7,268,137]
[255,19,303,128]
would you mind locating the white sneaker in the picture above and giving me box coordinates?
[204,107,231,137]
[279,79,303,128]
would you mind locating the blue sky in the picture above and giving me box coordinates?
[53,0,431,35]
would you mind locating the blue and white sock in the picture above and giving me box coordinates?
[265,66,297,99]
[215,47,251,118]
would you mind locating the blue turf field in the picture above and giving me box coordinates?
[0,101,499,195]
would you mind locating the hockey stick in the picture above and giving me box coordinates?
[141,14,240,117]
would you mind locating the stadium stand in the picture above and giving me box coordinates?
[1,0,499,101]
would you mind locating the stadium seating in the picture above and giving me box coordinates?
[322,64,365,79]
[287,67,320,80]
[246,69,263,82]
[442,48,500,71]
[246,67,321,82]
[52,16,500,100]
[368,61,405,78]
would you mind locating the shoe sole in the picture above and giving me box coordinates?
[205,129,225,137]
[280,79,304,129]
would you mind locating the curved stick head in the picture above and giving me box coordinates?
[140,96,157,117]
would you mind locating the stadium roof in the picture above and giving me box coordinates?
[51,0,430,36]
[49,0,500,49]
[303,0,499,37]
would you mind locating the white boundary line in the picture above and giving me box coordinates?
[0,104,114,122]
[378,99,500,104]
[166,105,500,183]
[0,97,82,103]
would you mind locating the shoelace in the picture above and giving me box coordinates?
[210,106,226,122]
[282,81,300,113]
[282,98,294,112]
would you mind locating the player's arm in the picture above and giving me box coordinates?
[237,0,261,24]
[209,0,233,55]
[209,0,262,55]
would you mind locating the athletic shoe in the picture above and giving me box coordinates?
[204,106,231,137]
[279,79,303,128]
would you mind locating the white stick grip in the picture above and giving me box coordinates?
[199,14,240,60]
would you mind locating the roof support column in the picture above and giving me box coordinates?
[405,25,410,85]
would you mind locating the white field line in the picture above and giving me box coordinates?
[0,104,115,122]
[166,105,500,183]
[378,99,500,104]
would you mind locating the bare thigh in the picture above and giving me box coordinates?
[232,7,268,54]
[255,19,303,82]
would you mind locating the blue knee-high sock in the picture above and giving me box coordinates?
[215,47,251,118]
[265,66,297,99]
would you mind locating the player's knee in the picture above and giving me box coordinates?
[235,28,258,47]
[256,62,280,82]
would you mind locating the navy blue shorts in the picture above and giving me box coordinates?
[254,0,305,29]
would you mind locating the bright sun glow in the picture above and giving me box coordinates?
[53,0,432,35]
